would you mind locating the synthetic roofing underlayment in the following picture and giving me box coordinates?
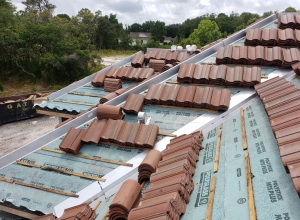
[1,14,299,219]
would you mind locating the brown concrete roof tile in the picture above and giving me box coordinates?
[145,50,158,63]
[35,214,56,220]
[110,179,141,219]
[81,119,108,144]
[287,162,300,193]
[275,123,300,139]
[128,200,180,220]
[268,101,300,120]
[57,203,92,220]
[200,87,214,109]
[127,68,143,81]
[279,141,300,166]
[165,140,199,157]
[183,63,196,83]
[131,54,145,68]
[261,85,297,103]
[163,147,198,162]
[219,89,231,111]
[278,13,296,29]
[149,59,166,72]
[155,50,168,60]
[209,65,219,83]
[177,52,190,62]
[91,72,106,87]
[135,124,159,148]
[125,123,141,146]
[156,159,195,175]
[254,76,280,90]
[210,89,221,111]
[176,85,196,107]
[264,91,300,111]
[177,64,188,83]
[160,84,180,105]
[225,67,235,85]
[117,66,133,80]
[255,46,265,65]
[106,66,121,78]
[96,104,124,120]
[139,68,155,81]
[123,93,145,114]
[99,92,118,104]
[277,132,300,146]
[272,114,300,132]
[142,181,190,203]
[138,150,162,183]
[101,119,125,142]
[292,61,300,75]
[259,81,292,98]
[145,84,166,105]
[59,127,86,154]
[192,87,204,108]
[104,78,122,92]
[193,64,211,84]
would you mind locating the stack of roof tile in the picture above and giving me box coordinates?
[59,127,86,154]
[145,84,231,111]
[292,62,300,75]
[91,72,106,87]
[245,28,300,46]
[96,104,124,120]
[138,149,163,183]
[162,63,174,72]
[123,93,145,114]
[216,46,300,67]
[106,66,120,78]
[99,92,119,104]
[282,48,300,67]
[177,64,261,86]
[278,13,296,30]
[244,28,262,46]
[104,78,122,92]
[145,49,195,65]
[149,59,166,72]
[131,54,145,68]
[35,214,56,220]
[109,179,141,220]
[128,131,203,220]
[254,76,300,194]
[57,203,95,220]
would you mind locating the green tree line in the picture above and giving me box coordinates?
[0,0,298,85]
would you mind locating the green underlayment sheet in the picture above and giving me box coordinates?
[181,100,300,220]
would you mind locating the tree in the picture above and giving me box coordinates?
[129,23,143,32]
[284,7,297,12]
[216,13,234,34]
[150,20,166,43]
[187,19,222,47]
[22,0,56,14]
[141,21,154,32]
[57,14,70,20]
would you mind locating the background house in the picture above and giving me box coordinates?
[128,32,173,45]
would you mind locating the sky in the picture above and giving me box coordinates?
[11,0,300,26]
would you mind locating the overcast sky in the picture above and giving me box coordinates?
[11,0,300,25]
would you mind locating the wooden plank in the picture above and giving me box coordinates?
[0,176,14,183]
[101,209,109,220]
[41,166,106,182]
[205,176,217,220]
[53,99,96,106]
[166,81,179,84]
[92,201,102,211]
[41,147,67,154]
[240,108,248,150]
[213,128,223,173]
[158,132,177,137]
[16,160,42,168]
[101,141,151,152]
[0,205,40,219]
[14,181,79,197]
[244,152,257,220]
[68,91,103,98]
[36,109,75,119]
[41,147,133,167]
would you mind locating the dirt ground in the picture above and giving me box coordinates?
[101,56,128,67]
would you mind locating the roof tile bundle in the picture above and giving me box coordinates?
[99,92,119,104]
[145,84,231,111]
[216,46,300,67]
[292,62,300,75]
[138,149,163,183]
[146,49,195,64]
[91,72,106,87]
[281,48,300,67]
[106,66,121,78]
[123,93,145,114]
[177,64,261,86]
[109,179,141,220]
[254,76,300,194]
[104,78,122,92]
[245,28,300,46]
[135,124,159,148]
[216,45,233,64]
[149,59,166,72]
[56,203,95,220]
[128,131,203,220]
[278,13,298,30]
[162,63,174,72]
[131,54,145,68]
[59,127,86,154]
[96,104,124,120]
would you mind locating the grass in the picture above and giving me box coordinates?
[0,78,68,98]
[92,49,139,58]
